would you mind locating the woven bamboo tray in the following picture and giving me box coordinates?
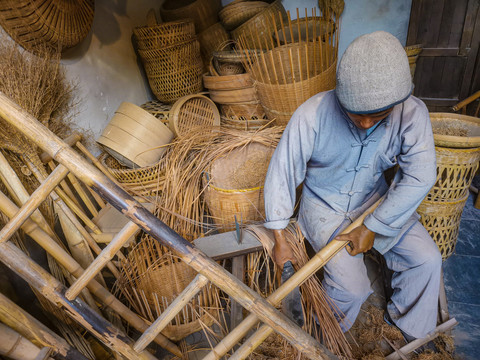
[0,0,94,53]
[430,112,480,148]
[203,72,253,90]
[219,1,269,31]
[426,146,480,202]
[417,195,468,260]
[231,0,288,49]
[169,94,220,137]
[97,102,174,168]
[160,0,221,33]
[140,100,171,126]
[133,19,196,50]
[209,87,258,104]
[204,142,274,232]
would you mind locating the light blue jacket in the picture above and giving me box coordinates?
[264,90,437,253]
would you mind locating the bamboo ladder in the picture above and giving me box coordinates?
[0,91,384,359]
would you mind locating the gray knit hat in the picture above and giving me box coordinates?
[336,31,412,114]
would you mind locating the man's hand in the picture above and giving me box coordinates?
[272,229,296,269]
[335,224,375,256]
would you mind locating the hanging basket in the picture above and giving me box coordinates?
[430,112,480,148]
[417,195,468,260]
[204,142,274,232]
[133,19,196,50]
[160,0,222,33]
[219,1,269,31]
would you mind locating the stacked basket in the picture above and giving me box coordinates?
[133,19,203,103]
[417,113,480,260]
[405,44,422,80]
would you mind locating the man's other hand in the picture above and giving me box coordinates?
[335,224,375,256]
[272,229,296,269]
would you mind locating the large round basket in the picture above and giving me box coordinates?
[116,240,220,341]
[97,102,174,168]
[204,142,274,232]
[221,116,271,131]
[219,1,269,31]
[169,94,220,137]
[274,16,336,44]
[133,19,196,50]
[425,146,480,202]
[0,0,94,53]
[160,0,222,33]
[417,195,469,260]
[430,112,480,148]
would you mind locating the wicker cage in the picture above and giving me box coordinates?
[430,112,480,148]
[0,0,94,53]
[417,195,469,260]
[116,240,220,341]
[204,142,274,232]
[133,19,196,50]
[160,0,221,33]
[219,1,269,31]
[426,146,480,202]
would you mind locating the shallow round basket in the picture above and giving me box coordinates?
[97,102,174,168]
[209,86,258,104]
[203,72,253,90]
[430,112,480,148]
[425,146,480,202]
[220,101,266,119]
[160,0,222,33]
[0,0,94,53]
[204,142,274,232]
[417,195,468,260]
[169,94,220,137]
[221,116,271,131]
[133,19,196,50]
[219,1,269,31]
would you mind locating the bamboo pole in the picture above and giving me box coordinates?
[67,173,99,217]
[66,221,139,300]
[0,322,52,360]
[133,274,209,352]
[40,133,82,164]
[48,161,81,208]
[205,199,382,360]
[0,240,157,360]
[0,292,88,360]
[0,164,69,243]
[0,91,335,360]
[0,190,181,357]
[75,142,119,185]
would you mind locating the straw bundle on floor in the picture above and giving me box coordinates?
[238,8,339,125]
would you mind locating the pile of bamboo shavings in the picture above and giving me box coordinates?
[246,223,353,359]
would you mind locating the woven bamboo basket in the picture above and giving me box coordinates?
[231,0,288,49]
[203,72,253,90]
[160,0,221,33]
[405,44,422,79]
[274,16,335,44]
[204,142,274,232]
[140,100,171,126]
[0,0,94,53]
[425,146,480,202]
[198,23,230,66]
[133,19,196,50]
[97,102,174,168]
[219,1,269,31]
[417,195,469,260]
[169,94,221,137]
[116,240,220,341]
[221,116,271,131]
[209,87,258,104]
[430,112,480,148]
[220,101,266,119]
[100,154,166,196]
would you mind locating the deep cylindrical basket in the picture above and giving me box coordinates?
[425,146,480,202]
[204,142,274,232]
[133,19,196,50]
[160,0,222,33]
[219,1,269,31]
[198,23,230,65]
[430,112,480,148]
[97,102,174,168]
[417,195,468,260]
[169,94,220,137]
[231,0,287,49]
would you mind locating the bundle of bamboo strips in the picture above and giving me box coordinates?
[237,8,339,125]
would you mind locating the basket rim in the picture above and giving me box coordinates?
[430,112,480,148]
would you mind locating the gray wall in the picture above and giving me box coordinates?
[38,0,411,153]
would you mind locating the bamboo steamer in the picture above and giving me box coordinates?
[274,17,335,44]
[430,112,480,148]
[209,87,258,104]
[203,73,253,90]
[97,102,174,168]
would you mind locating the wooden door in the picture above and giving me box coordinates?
[407,0,480,113]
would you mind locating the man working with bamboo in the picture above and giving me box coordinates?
[264,31,442,342]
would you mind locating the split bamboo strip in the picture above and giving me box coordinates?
[48,161,81,208]
[67,173,99,217]
[204,198,381,360]
[0,239,157,360]
[133,273,209,352]
[0,190,180,357]
[75,142,120,185]
[66,221,139,300]
[0,164,68,243]
[0,92,333,360]
[0,292,87,360]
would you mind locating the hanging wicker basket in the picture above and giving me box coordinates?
[160,0,221,33]
[219,1,269,31]
[168,94,220,137]
[133,19,196,50]
[430,112,480,148]
[417,195,469,260]
[204,142,274,232]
